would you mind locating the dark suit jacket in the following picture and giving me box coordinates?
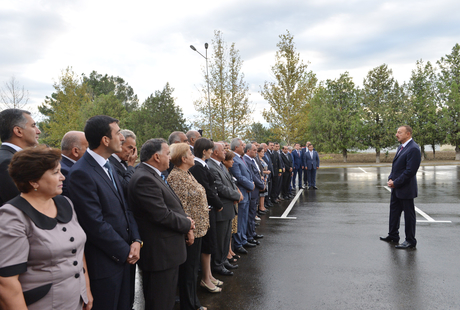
[281,152,293,173]
[67,152,140,280]
[304,150,320,170]
[60,156,74,198]
[292,149,302,170]
[207,159,239,221]
[127,163,190,272]
[109,155,135,197]
[0,144,19,205]
[245,156,265,191]
[189,161,224,210]
[388,140,421,199]
[263,152,274,180]
[270,150,283,175]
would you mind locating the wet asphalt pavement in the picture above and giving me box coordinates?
[190,164,460,310]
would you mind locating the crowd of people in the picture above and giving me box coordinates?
[0,108,320,310]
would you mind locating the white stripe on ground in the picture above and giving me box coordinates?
[269,189,302,219]
[358,167,368,173]
[383,186,451,223]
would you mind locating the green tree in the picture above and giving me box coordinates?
[128,83,188,147]
[193,30,252,141]
[244,122,274,143]
[260,30,317,145]
[307,72,362,162]
[82,71,139,112]
[407,60,444,160]
[437,43,460,160]
[38,67,91,147]
[80,92,128,125]
[361,64,401,163]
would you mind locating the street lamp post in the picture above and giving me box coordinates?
[190,43,212,140]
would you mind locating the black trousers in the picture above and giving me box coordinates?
[179,237,202,310]
[271,175,281,201]
[143,266,179,310]
[388,190,417,245]
[282,172,291,197]
[91,263,132,310]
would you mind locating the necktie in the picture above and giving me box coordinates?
[219,162,226,172]
[241,155,247,166]
[397,145,404,155]
[121,160,128,169]
[104,161,118,191]
[161,174,169,185]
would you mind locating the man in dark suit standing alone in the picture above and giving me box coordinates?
[68,115,141,310]
[109,129,138,196]
[0,109,40,205]
[304,144,320,189]
[60,131,88,197]
[380,125,421,249]
[127,138,194,310]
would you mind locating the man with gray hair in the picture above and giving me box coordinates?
[109,129,138,196]
[60,131,88,197]
[168,131,188,145]
[186,130,201,151]
[0,108,41,205]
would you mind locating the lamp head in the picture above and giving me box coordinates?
[205,43,208,49]
[190,45,196,51]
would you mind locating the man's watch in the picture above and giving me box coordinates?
[133,239,143,248]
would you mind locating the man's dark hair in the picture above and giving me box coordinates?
[0,109,31,142]
[140,138,167,162]
[84,115,118,150]
[401,125,413,135]
[194,138,214,158]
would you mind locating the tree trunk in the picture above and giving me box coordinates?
[456,145,460,161]
[420,145,425,161]
[431,143,436,159]
[376,148,380,163]
[342,148,347,163]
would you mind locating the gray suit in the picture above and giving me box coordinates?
[208,159,240,267]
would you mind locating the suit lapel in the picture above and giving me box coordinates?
[393,141,412,162]
[85,154,124,204]
[143,164,182,203]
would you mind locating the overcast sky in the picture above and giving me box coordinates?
[1,0,460,127]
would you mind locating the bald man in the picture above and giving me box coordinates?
[60,131,88,197]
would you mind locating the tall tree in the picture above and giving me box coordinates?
[307,72,362,162]
[361,64,401,163]
[407,60,444,160]
[244,122,274,143]
[82,71,139,112]
[0,76,29,110]
[128,83,188,147]
[38,67,91,147]
[437,43,460,160]
[260,30,317,145]
[193,30,252,141]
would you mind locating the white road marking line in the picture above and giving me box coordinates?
[269,189,302,219]
[358,167,368,173]
[382,186,452,223]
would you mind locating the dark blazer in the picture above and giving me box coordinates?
[263,152,274,179]
[229,153,254,200]
[388,140,421,199]
[304,150,320,170]
[207,159,239,221]
[127,163,191,271]
[60,156,74,198]
[189,160,224,210]
[245,156,265,191]
[292,149,302,170]
[67,152,140,280]
[270,150,282,175]
[281,152,293,173]
[0,144,19,205]
[108,155,135,197]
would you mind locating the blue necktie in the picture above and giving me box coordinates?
[161,174,168,185]
[104,161,118,191]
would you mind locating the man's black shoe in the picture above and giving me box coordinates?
[312,186,318,189]
[213,266,234,276]
[234,247,248,254]
[255,222,260,226]
[253,234,264,239]
[243,242,256,248]
[380,236,399,243]
[266,201,273,207]
[223,262,238,269]
[247,239,260,245]
[395,241,416,249]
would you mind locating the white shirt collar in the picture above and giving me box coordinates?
[62,154,76,164]
[1,142,22,152]
[87,149,109,169]
[209,157,222,166]
[194,157,208,168]
[142,162,162,177]
[112,153,122,163]
[401,138,412,148]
